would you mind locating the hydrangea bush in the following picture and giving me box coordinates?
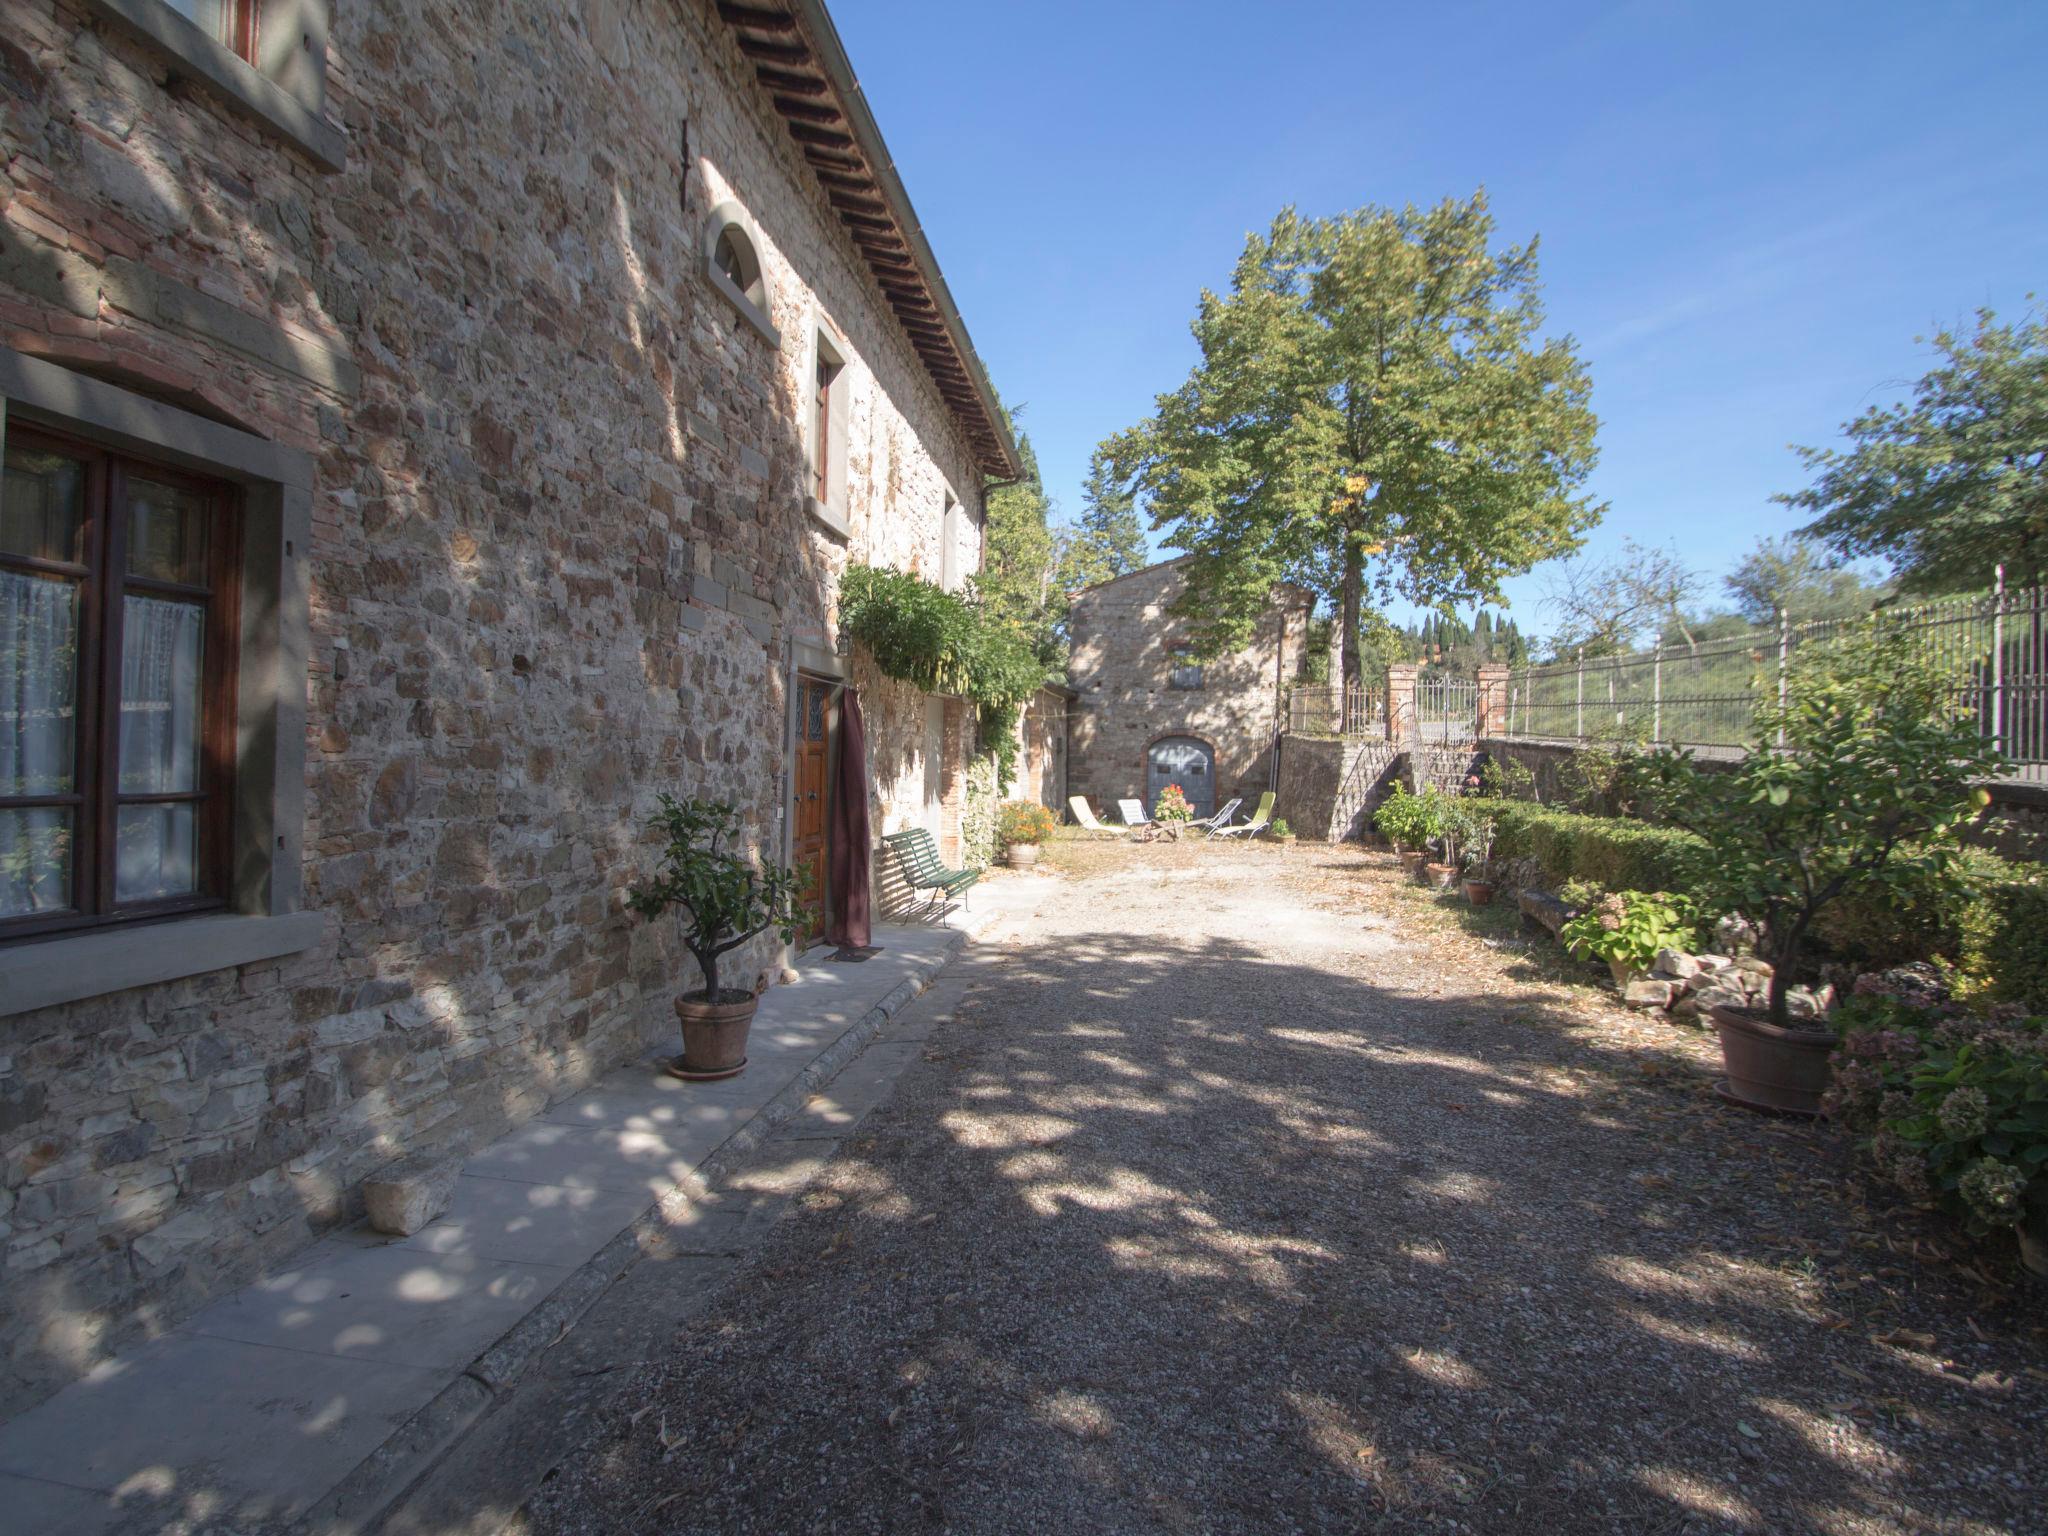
[1828,983,2048,1237]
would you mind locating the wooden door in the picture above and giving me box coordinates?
[792,677,833,946]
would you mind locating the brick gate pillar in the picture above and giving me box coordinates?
[1385,663,1417,744]
[1475,663,1509,739]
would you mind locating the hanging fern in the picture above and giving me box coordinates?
[839,563,1047,790]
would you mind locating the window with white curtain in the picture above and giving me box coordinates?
[0,426,238,935]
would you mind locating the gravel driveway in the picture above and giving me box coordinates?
[526,842,2045,1535]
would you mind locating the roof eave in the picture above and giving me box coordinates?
[716,1,1021,481]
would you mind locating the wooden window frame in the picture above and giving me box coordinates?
[224,0,261,63]
[814,353,834,505]
[1,423,242,941]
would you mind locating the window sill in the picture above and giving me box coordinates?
[805,495,851,541]
[84,0,346,173]
[0,909,323,1017]
[704,253,780,348]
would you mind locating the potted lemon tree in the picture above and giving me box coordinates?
[1640,630,2004,1115]
[627,794,802,1081]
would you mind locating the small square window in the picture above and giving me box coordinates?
[1168,646,1203,690]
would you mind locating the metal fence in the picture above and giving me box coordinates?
[1288,683,1386,739]
[1497,574,2048,782]
[1412,670,1478,744]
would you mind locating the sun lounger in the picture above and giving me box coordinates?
[1068,796,1126,837]
[1211,790,1276,839]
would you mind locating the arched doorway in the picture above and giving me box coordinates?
[1145,736,1215,820]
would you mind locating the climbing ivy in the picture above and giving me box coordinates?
[838,563,1048,790]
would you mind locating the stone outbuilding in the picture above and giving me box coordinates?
[0,0,1017,1414]
[1065,559,1312,823]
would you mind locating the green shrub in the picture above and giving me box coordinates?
[1561,891,1706,975]
[1955,870,2048,1012]
[1492,801,2044,1006]
[839,563,1047,791]
[1373,784,1431,851]
[1635,627,2005,1025]
[1487,801,1702,893]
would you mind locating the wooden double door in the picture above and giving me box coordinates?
[792,676,836,946]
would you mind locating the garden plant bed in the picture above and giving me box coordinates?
[527,839,2046,1534]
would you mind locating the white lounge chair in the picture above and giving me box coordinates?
[1068,796,1126,837]
[1211,790,1276,839]
[1116,799,1156,832]
[1187,796,1244,837]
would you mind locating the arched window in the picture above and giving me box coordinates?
[1146,736,1215,820]
[702,200,778,345]
[714,225,763,309]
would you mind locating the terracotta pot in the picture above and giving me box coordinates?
[1420,861,1455,889]
[2022,1190,2048,1284]
[670,990,759,1081]
[1707,1002,1838,1116]
[1398,850,1425,873]
[1007,843,1040,870]
[1462,878,1497,906]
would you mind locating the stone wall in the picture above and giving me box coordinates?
[1015,686,1068,811]
[0,0,992,1414]
[1276,737,1403,843]
[1066,561,1310,819]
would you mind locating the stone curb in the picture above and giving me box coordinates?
[296,926,969,1536]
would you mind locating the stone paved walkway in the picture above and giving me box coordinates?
[0,879,1042,1536]
[525,840,2046,1536]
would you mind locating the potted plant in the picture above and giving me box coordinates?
[1561,890,1701,989]
[1268,817,1297,846]
[1415,787,1455,888]
[1639,629,2007,1115]
[1459,806,1500,905]
[626,794,802,1081]
[1153,781,1194,835]
[1373,785,1425,871]
[998,799,1057,869]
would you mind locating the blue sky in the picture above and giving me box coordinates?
[833,1,2048,637]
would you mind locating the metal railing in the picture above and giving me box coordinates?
[1288,683,1386,738]
[1496,572,2048,782]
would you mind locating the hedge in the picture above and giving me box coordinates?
[1486,801,1701,895]
[1482,800,2047,1009]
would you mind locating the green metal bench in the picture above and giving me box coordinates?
[882,827,980,919]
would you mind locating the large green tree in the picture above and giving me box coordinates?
[1782,305,2048,592]
[975,411,1064,663]
[1722,535,1888,626]
[1103,193,1601,683]
[1057,445,1148,592]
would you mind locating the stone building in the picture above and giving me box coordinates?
[0,0,1017,1414]
[1014,682,1072,811]
[1065,559,1312,823]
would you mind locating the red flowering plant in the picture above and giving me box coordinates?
[1153,783,1194,824]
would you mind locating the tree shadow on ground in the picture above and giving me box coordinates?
[530,907,2047,1536]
